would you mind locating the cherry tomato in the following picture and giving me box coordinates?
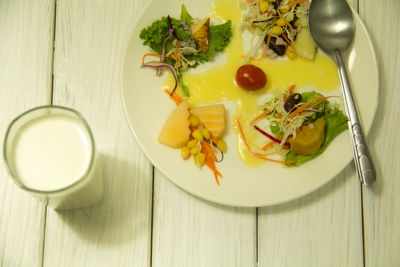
[235,64,267,91]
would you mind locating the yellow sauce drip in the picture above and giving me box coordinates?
[163,0,339,166]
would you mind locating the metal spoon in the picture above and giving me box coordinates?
[308,0,376,186]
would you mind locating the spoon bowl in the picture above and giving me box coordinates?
[308,0,376,186]
[309,0,355,54]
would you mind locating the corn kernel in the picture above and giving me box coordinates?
[294,19,301,27]
[276,18,287,26]
[217,139,227,153]
[181,147,190,159]
[197,153,206,166]
[192,129,204,142]
[258,0,269,13]
[201,128,211,140]
[189,115,200,127]
[190,146,200,155]
[270,26,283,35]
[286,49,297,60]
[187,139,197,148]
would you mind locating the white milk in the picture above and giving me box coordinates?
[13,115,91,191]
[7,112,103,209]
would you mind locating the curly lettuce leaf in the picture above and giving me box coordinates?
[139,6,232,97]
[301,91,323,102]
[139,16,190,54]
[285,107,348,166]
[186,20,232,65]
[140,7,232,68]
[180,4,193,25]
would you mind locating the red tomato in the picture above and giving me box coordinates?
[235,64,267,91]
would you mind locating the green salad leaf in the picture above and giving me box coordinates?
[301,91,323,102]
[139,16,190,54]
[180,4,193,25]
[139,5,232,73]
[185,20,232,66]
[270,121,281,136]
[285,107,348,166]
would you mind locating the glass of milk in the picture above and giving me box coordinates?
[3,106,103,209]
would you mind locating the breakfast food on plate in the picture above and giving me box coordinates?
[190,104,226,138]
[139,0,348,184]
[289,117,326,155]
[236,64,267,91]
[293,27,317,60]
[243,88,348,166]
[190,17,211,52]
[140,5,232,97]
[240,0,316,61]
[158,100,191,148]
[158,93,227,184]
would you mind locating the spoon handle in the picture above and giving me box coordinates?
[335,51,376,186]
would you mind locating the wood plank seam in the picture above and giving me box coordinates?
[41,0,57,266]
[150,166,155,267]
[354,1,367,267]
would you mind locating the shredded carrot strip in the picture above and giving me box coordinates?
[288,96,329,118]
[251,110,271,124]
[288,84,296,93]
[283,84,296,101]
[265,32,272,53]
[237,118,296,164]
[142,53,161,64]
[287,22,295,37]
[261,141,275,151]
[251,32,272,61]
[277,5,283,18]
[285,0,309,7]
[282,34,295,50]
[163,89,182,105]
[174,40,182,67]
[296,97,333,116]
[201,141,222,185]
[202,141,217,162]
[261,133,284,150]
[206,160,221,185]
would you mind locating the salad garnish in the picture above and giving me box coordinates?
[238,87,348,166]
[137,0,347,185]
[240,0,314,60]
[140,5,232,97]
[160,89,226,185]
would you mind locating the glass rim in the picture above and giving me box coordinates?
[3,105,96,195]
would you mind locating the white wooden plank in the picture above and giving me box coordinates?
[43,0,152,266]
[258,0,364,265]
[0,0,55,266]
[152,169,256,267]
[359,0,400,266]
[258,171,363,266]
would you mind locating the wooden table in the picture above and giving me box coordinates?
[1,0,399,266]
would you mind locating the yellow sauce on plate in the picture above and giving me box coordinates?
[163,0,339,166]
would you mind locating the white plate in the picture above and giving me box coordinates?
[121,0,379,207]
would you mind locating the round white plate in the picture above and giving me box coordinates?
[121,0,379,207]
